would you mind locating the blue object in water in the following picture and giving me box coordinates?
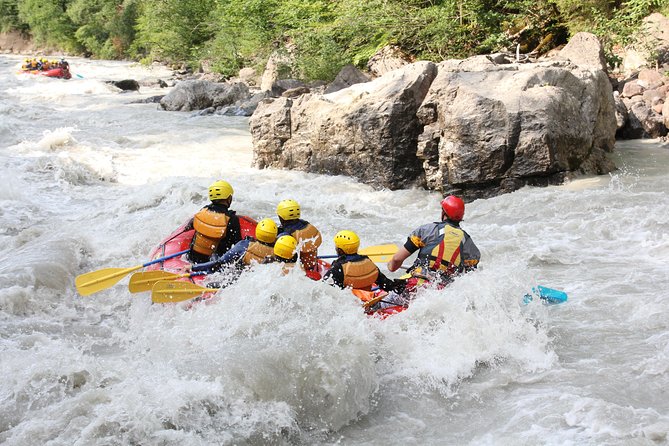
[523,286,568,305]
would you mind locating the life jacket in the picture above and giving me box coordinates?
[421,224,465,275]
[291,223,322,252]
[242,240,274,265]
[191,208,230,256]
[342,257,379,290]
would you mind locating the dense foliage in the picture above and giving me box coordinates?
[2,0,668,80]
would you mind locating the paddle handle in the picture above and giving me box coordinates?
[142,249,189,267]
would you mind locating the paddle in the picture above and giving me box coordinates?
[75,249,189,296]
[362,292,391,310]
[319,244,398,262]
[128,270,205,293]
[151,281,220,304]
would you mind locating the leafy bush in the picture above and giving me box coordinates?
[17,0,80,52]
[1,0,667,78]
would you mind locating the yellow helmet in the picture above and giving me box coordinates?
[276,199,301,220]
[334,230,360,254]
[208,180,233,201]
[255,218,278,244]
[274,235,298,260]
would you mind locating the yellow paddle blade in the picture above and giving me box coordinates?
[151,281,220,304]
[363,292,388,309]
[359,244,398,263]
[75,265,142,296]
[128,271,185,293]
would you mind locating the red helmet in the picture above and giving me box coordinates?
[441,195,465,222]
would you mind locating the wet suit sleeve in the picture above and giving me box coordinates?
[218,238,250,265]
[403,238,420,254]
[461,232,481,271]
[323,261,345,289]
[403,223,432,254]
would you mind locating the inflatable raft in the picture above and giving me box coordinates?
[41,67,71,79]
[18,68,72,79]
[145,215,258,285]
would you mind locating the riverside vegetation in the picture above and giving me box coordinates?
[1,0,669,80]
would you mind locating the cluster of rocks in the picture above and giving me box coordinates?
[154,43,417,115]
[0,31,35,54]
[611,13,669,140]
[615,69,669,139]
[248,32,617,199]
[149,32,627,199]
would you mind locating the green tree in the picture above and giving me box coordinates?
[203,0,283,77]
[0,0,28,33]
[66,0,138,58]
[17,0,80,51]
[132,0,217,66]
[5,0,669,78]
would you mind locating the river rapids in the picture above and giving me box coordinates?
[1,55,668,445]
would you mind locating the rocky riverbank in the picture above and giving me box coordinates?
[5,12,669,199]
[250,33,617,199]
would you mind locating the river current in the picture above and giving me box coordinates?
[1,55,668,445]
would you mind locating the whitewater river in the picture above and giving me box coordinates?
[1,55,668,445]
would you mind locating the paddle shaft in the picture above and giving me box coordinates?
[80,249,189,288]
[144,249,190,267]
[76,249,191,296]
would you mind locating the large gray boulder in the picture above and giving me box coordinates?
[160,80,250,112]
[251,61,438,189]
[417,59,616,198]
[251,48,617,198]
[556,32,608,72]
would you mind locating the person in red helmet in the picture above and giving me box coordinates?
[387,195,480,283]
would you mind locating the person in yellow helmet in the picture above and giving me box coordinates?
[263,235,322,280]
[323,230,405,293]
[190,218,278,273]
[186,180,242,264]
[275,199,322,272]
[272,234,299,263]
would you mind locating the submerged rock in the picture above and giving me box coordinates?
[109,79,140,91]
[160,80,250,112]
